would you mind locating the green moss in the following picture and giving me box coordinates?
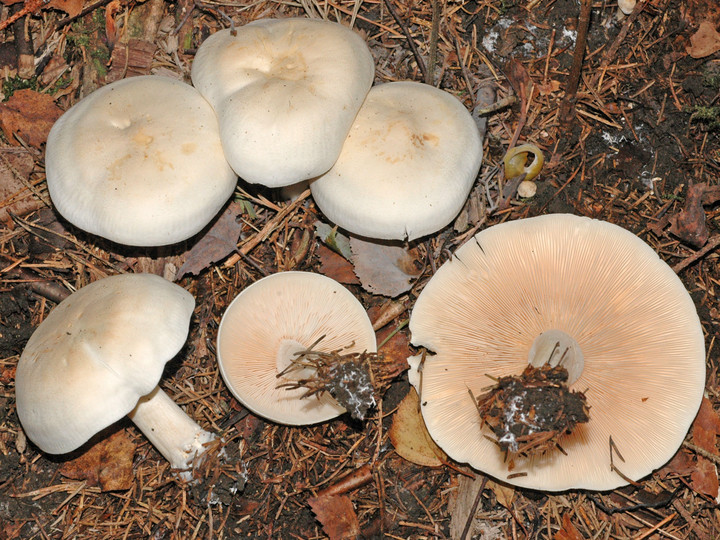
[2,75,39,100]
[688,105,720,132]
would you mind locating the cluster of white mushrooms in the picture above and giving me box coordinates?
[15,16,706,492]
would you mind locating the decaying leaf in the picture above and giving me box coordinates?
[554,514,584,540]
[314,221,352,260]
[689,397,720,498]
[487,479,515,510]
[48,0,84,16]
[0,89,63,148]
[0,150,40,225]
[669,182,709,248]
[176,202,244,279]
[59,430,136,492]
[350,237,420,297]
[308,493,360,540]
[687,21,720,59]
[316,244,360,285]
[389,387,446,467]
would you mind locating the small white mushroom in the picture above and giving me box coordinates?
[45,75,237,247]
[310,81,483,241]
[15,274,216,476]
[216,272,376,425]
[191,18,375,187]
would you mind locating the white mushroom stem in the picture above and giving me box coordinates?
[527,329,584,385]
[128,386,216,472]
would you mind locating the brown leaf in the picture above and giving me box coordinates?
[0,89,63,148]
[59,430,136,491]
[687,21,720,58]
[689,397,720,498]
[669,182,709,248]
[487,480,515,510]
[176,202,244,279]
[505,57,531,104]
[48,0,84,16]
[554,514,585,540]
[350,237,420,297]
[389,387,446,467]
[690,458,718,499]
[308,494,360,540]
[658,449,696,478]
[0,149,40,225]
[317,244,359,285]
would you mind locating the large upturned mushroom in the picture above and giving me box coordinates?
[191,17,375,187]
[310,81,483,241]
[15,274,217,477]
[216,272,377,424]
[45,75,237,247]
[408,214,705,491]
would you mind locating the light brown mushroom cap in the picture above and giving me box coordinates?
[191,18,375,187]
[310,81,483,240]
[45,75,237,246]
[408,214,705,491]
[15,274,195,454]
[216,271,376,425]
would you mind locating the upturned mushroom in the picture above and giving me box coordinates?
[45,75,237,247]
[15,274,217,477]
[408,214,705,491]
[216,272,378,424]
[310,81,483,241]
[191,17,375,187]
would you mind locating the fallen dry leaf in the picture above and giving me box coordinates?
[0,89,63,148]
[554,514,585,540]
[307,494,360,540]
[350,237,420,297]
[176,202,244,279]
[687,21,720,58]
[0,149,40,225]
[59,430,136,491]
[316,244,359,285]
[689,397,720,498]
[389,387,446,467]
[48,0,83,16]
[487,479,515,510]
[669,182,709,248]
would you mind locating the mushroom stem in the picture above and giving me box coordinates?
[128,386,216,472]
[527,329,584,385]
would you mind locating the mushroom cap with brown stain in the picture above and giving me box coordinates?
[408,214,705,491]
[45,75,237,247]
[216,271,376,425]
[191,18,375,187]
[310,81,483,241]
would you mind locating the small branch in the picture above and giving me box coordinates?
[672,235,720,274]
[383,0,428,82]
[426,0,441,85]
[558,0,592,124]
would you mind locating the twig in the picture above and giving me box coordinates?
[558,0,592,124]
[459,475,488,540]
[0,0,45,33]
[671,235,720,274]
[426,0,441,85]
[682,440,720,465]
[382,0,428,82]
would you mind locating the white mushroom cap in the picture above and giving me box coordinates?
[191,18,375,187]
[15,274,215,472]
[310,81,483,241]
[408,214,705,491]
[216,271,376,425]
[45,75,237,247]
